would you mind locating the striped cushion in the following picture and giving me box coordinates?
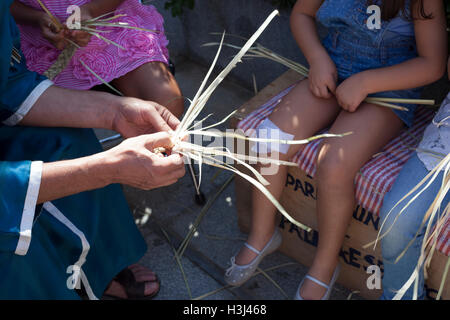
[237,85,449,256]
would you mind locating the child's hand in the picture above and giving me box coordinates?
[336,74,368,112]
[38,14,66,50]
[308,53,338,99]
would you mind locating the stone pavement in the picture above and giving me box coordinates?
[96,59,362,300]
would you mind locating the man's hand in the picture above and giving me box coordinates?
[104,132,186,190]
[335,73,369,112]
[38,131,186,204]
[112,97,181,138]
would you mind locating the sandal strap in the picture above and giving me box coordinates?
[114,268,147,299]
[244,242,261,255]
[305,275,329,290]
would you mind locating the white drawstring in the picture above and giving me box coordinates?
[43,202,98,300]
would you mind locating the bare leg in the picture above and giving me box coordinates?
[235,79,340,265]
[299,103,404,299]
[112,61,184,118]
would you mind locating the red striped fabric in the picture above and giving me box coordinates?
[237,85,449,256]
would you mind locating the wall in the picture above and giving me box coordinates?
[146,0,314,91]
[146,0,449,99]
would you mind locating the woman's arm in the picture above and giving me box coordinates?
[10,1,44,26]
[81,0,126,18]
[10,1,67,49]
[290,0,337,98]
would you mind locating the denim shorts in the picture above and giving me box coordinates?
[322,30,421,127]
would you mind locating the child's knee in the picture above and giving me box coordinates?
[379,207,422,262]
[380,226,411,262]
[315,146,352,186]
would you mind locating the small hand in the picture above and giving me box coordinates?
[107,132,186,190]
[112,97,181,139]
[308,53,338,99]
[335,74,369,112]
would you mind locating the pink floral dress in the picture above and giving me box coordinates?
[17,0,170,90]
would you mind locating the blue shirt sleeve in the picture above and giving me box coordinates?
[0,4,44,255]
[0,1,48,125]
[0,161,32,253]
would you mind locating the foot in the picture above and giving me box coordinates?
[298,277,329,300]
[225,228,282,287]
[103,264,159,299]
[297,264,340,300]
[235,230,277,265]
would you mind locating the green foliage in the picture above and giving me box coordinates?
[164,0,195,17]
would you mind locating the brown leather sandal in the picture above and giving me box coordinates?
[103,267,160,300]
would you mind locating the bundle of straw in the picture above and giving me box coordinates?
[364,153,449,300]
[37,5,349,232]
[166,10,352,232]
[203,35,436,112]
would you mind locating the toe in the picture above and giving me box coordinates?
[145,280,160,296]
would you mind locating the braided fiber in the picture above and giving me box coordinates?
[43,44,77,80]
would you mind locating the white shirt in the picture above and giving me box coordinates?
[417,93,450,171]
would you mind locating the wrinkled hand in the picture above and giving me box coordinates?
[38,10,91,49]
[308,53,338,99]
[38,14,66,50]
[335,74,368,112]
[65,4,93,47]
[112,97,181,138]
[106,132,186,190]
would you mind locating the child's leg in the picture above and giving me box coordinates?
[235,79,341,265]
[379,154,449,300]
[299,103,404,299]
[112,62,184,118]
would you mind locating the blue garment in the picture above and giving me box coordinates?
[316,0,421,127]
[379,154,449,300]
[0,2,147,299]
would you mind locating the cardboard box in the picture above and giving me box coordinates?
[232,70,449,300]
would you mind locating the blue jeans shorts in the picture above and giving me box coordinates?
[322,30,422,127]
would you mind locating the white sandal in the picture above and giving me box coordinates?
[224,229,282,287]
[294,265,341,300]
